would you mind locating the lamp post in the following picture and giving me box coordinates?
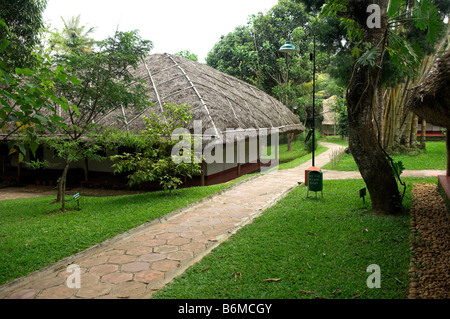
[279,26,320,184]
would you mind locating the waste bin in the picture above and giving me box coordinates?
[307,170,323,197]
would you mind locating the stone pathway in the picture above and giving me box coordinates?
[0,142,445,299]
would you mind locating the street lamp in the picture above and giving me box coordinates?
[279,26,320,185]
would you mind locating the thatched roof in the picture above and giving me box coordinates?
[1,53,304,144]
[406,50,450,128]
[96,53,304,140]
[322,95,337,126]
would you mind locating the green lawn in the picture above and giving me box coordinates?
[0,143,321,286]
[322,141,446,171]
[0,183,234,286]
[153,177,436,299]
[0,136,440,296]
[270,136,327,170]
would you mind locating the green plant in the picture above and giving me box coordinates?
[25,159,49,170]
[111,103,201,195]
[304,130,319,153]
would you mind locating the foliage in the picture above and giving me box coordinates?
[47,15,96,54]
[304,129,320,153]
[0,0,47,70]
[330,94,349,138]
[51,29,153,139]
[44,27,153,210]
[45,137,105,165]
[392,160,405,176]
[322,0,448,87]
[111,103,201,194]
[0,19,73,157]
[206,0,347,136]
[206,25,259,85]
[175,50,199,62]
[25,159,49,170]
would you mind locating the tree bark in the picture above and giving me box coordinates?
[346,0,402,214]
[287,133,294,152]
[59,161,70,212]
[447,128,449,177]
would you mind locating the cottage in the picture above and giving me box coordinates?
[1,53,304,188]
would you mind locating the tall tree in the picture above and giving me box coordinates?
[48,15,96,54]
[325,0,449,152]
[50,29,153,211]
[0,0,47,70]
[323,0,444,214]
[1,19,73,158]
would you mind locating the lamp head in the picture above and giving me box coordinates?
[279,41,299,54]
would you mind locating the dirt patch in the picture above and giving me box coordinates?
[0,185,144,201]
[409,183,450,299]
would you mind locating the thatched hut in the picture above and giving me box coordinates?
[322,95,337,136]
[406,50,450,198]
[1,53,304,187]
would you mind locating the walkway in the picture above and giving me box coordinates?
[0,142,444,299]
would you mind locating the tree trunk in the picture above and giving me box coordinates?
[59,161,70,212]
[410,115,419,147]
[421,119,427,148]
[287,133,294,152]
[447,128,449,177]
[346,0,402,214]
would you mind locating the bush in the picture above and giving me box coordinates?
[304,130,319,153]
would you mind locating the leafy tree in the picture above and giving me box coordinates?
[111,103,201,195]
[45,137,104,211]
[322,0,444,214]
[0,19,72,158]
[48,15,96,54]
[48,29,153,210]
[206,25,259,85]
[175,50,199,62]
[0,0,48,70]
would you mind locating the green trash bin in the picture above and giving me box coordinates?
[307,170,323,198]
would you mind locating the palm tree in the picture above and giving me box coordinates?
[50,15,96,53]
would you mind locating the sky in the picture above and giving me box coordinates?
[43,0,280,63]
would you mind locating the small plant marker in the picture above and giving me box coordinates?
[73,192,82,210]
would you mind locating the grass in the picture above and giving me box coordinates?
[0,183,236,286]
[322,141,446,171]
[0,142,321,287]
[153,177,436,299]
[0,135,440,296]
[270,136,327,170]
[277,138,309,163]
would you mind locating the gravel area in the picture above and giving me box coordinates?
[409,183,450,299]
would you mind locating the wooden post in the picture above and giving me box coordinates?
[421,119,427,148]
[201,160,205,186]
[447,127,449,177]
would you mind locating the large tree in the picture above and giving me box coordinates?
[0,0,47,70]
[48,15,96,54]
[323,0,444,214]
[325,0,449,152]
[49,29,153,211]
[1,18,73,160]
